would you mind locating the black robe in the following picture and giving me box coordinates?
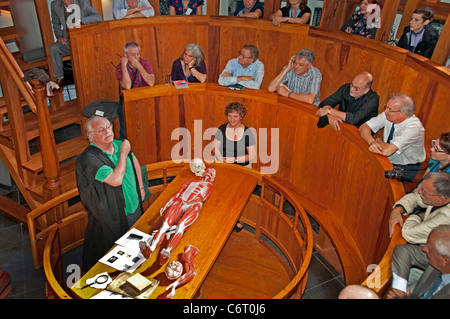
[76,144,138,271]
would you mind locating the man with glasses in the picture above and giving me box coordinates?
[76,116,147,271]
[315,71,378,130]
[268,49,322,106]
[359,93,426,183]
[389,171,450,244]
[115,42,155,138]
[218,44,264,89]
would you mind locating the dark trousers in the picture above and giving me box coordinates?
[126,205,143,228]
[394,163,421,184]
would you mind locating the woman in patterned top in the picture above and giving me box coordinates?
[168,0,203,15]
[340,0,382,39]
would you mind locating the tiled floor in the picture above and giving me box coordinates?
[0,83,345,298]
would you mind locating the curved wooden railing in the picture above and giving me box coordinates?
[39,161,313,299]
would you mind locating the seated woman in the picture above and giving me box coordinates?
[234,0,264,19]
[340,0,382,39]
[426,132,450,174]
[168,0,203,15]
[213,102,256,232]
[270,0,311,26]
[171,43,207,83]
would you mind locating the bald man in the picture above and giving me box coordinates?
[338,285,380,299]
[316,72,379,131]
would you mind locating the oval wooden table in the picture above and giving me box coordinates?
[71,164,258,299]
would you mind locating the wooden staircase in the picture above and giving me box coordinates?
[0,35,87,224]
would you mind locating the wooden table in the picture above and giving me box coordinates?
[71,164,257,299]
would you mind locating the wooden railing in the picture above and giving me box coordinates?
[39,161,314,299]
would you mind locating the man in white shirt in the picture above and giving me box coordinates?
[218,44,264,89]
[113,0,155,20]
[359,93,426,183]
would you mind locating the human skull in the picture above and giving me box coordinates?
[189,158,206,176]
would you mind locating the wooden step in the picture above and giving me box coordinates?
[0,26,18,41]
[0,99,83,143]
[22,135,88,175]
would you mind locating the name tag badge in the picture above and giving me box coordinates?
[95,110,105,116]
[185,8,192,15]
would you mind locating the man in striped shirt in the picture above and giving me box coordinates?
[268,49,322,106]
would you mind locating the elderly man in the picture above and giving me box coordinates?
[359,93,426,183]
[115,42,155,138]
[268,49,322,106]
[316,72,379,130]
[387,225,450,299]
[50,0,101,88]
[76,116,146,271]
[218,44,264,89]
[389,172,450,244]
[113,0,155,20]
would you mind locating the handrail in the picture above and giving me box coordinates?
[0,37,36,112]
[42,224,73,299]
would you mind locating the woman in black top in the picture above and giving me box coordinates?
[214,102,256,168]
[270,0,311,26]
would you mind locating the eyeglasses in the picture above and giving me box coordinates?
[95,123,113,135]
[431,140,446,153]
[350,83,362,92]
[418,183,441,198]
[384,104,401,113]
[238,51,251,59]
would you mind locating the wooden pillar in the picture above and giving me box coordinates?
[431,12,450,65]
[320,0,339,28]
[375,0,401,42]
[30,80,66,221]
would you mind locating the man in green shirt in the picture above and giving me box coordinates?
[76,116,146,270]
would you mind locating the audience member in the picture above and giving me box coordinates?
[268,49,321,105]
[338,285,380,299]
[171,43,207,83]
[387,224,450,299]
[341,0,382,39]
[113,0,155,20]
[397,7,439,59]
[270,0,311,26]
[316,72,378,130]
[388,172,450,244]
[115,42,155,138]
[169,0,203,15]
[76,116,146,271]
[234,0,264,18]
[426,132,450,174]
[359,93,426,183]
[50,0,101,88]
[213,102,256,232]
[218,44,264,89]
